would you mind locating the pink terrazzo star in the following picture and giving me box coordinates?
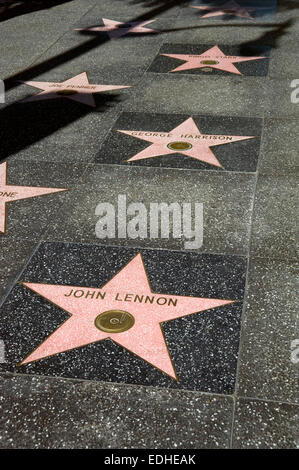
[20,253,234,379]
[117,117,255,167]
[161,45,266,74]
[21,72,131,107]
[192,1,255,19]
[76,18,157,39]
[0,162,67,234]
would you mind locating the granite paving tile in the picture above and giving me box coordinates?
[258,118,299,175]
[0,373,233,449]
[0,239,37,304]
[43,165,256,256]
[237,257,298,404]
[122,74,269,117]
[250,174,297,260]
[233,398,298,449]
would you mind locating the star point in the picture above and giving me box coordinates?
[0,162,67,234]
[20,253,235,379]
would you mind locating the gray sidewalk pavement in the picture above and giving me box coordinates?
[0,0,298,449]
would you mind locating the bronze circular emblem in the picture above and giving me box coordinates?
[167,141,192,151]
[200,60,219,65]
[56,89,78,96]
[94,310,135,333]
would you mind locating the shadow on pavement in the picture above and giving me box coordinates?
[0,0,296,162]
[0,0,72,22]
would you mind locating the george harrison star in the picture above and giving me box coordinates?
[161,45,266,75]
[192,1,255,19]
[116,117,255,167]
[21,72,131,107]
[0,162,67,234]
[76,18,157,39]
[20,253,234,379]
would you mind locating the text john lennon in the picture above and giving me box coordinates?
[94,195,203,249]
[64,288,178,307]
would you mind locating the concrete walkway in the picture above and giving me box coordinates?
[0,0,298,449]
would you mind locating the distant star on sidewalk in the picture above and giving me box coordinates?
[21,72,131,107]
[192,1,255,19]
[76,18,158,39]
[20,253,234,379]
[161,45,266,74]
[0,162,67,234]
[117,117,255,167]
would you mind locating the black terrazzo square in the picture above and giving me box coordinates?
[148,43,271,76]
[96,112,262,172]
[0,242,247,394]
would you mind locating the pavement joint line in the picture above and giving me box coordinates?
[0,240,41,310]
[0,370,235,401]
[33,238,250,260]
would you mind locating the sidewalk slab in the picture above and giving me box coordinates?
[250,174,297,261]
[237,257,298,404]
[233,398,298,449]
[42,165,255,256]
[0,239,37,304]
[0,373,233,449]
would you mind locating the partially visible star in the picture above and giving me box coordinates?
[76,18,158,39]
[117,117,255,167]
[192,1,255,19]
[20,253,234,379]
[161,45,266,75]
[0,162,67,234]
[21,72,131,107]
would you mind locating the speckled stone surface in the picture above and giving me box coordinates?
[148,43,271,76]
[0,239,37,303]
[96,112,262,172]
[42,165,256,256]
[0,242,246,394]
[237,257,298,404]
[0,373,233,449]
[233,398,298,449]
[259,118,299,175]
[250,175,297,261]
[122,74,269,117]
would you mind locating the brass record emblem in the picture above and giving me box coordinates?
[56,89,78,95]
[167,141,192,151]
[200,60,219,65]
[94,310,135,333]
